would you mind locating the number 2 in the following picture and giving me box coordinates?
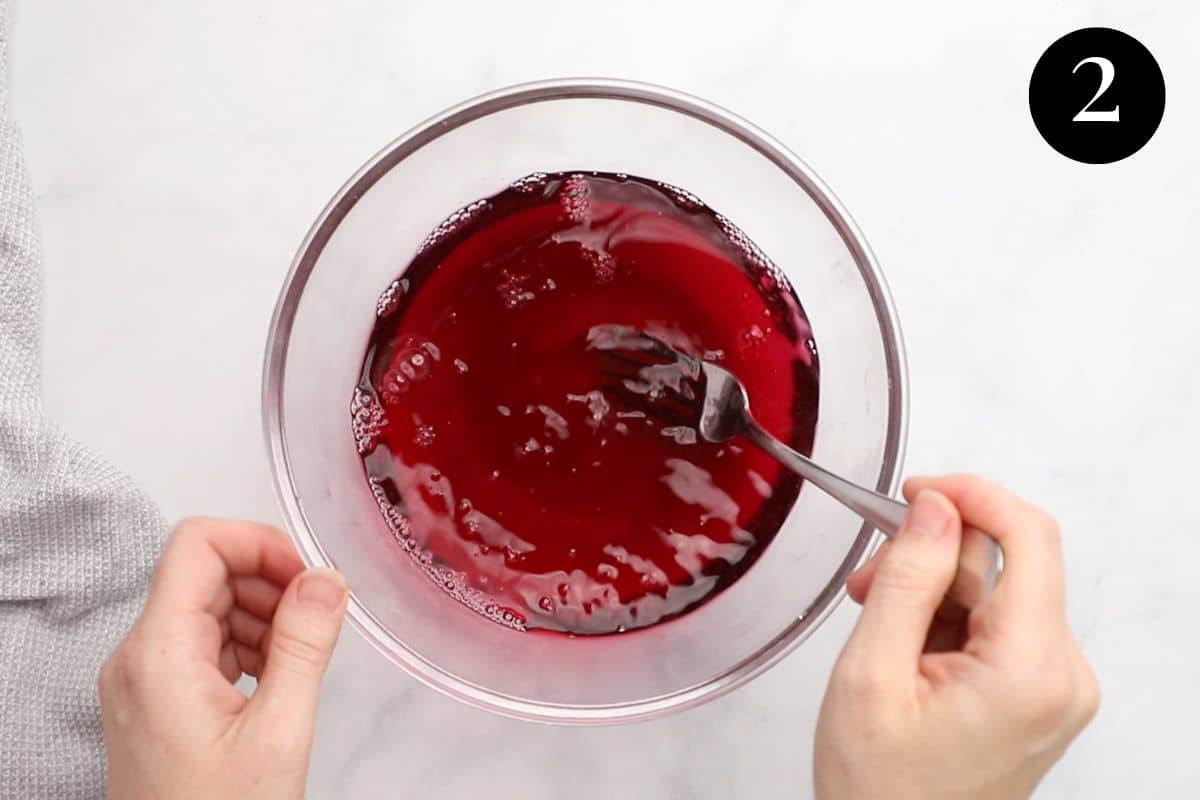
[1073,56,1120,122]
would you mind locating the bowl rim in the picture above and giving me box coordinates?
[262,77,908,725]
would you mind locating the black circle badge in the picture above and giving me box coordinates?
[1029,27,1165,164]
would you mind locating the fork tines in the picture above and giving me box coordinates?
[588,326,705,430]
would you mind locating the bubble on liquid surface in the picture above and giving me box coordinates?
[419,199,490,255]
[375,278,409,319]
[380,336,440,405]
[497,268,536,310]
[655,180,704,212]
[376,335,439,407]
[368,477,526,631]
[559,174,592,224]
[510,172,549,194]
[714,214,769,272]
[587,249,616,284]
[738,324,768,360]
[350,387,387,454]
[413,424,436,448]
[713,212,800,319]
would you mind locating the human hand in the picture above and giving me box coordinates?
[814,475,1099,800]
[99,518,347,800]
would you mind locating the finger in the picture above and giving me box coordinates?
[144,519,305,626]
[924,617,967,654]
[846,547,887,604]
[235,642,264,678]
[850,554,981,616]
[947,523,997,610]
[1067,644,1102,730]
[843,490,962,671]
[904,475,1066,624]
[233,576,287,621]
[249,569,347,731]
[218,641,241,683]
[850,534,988,620]
[229,607,270,651]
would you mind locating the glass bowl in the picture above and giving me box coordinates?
[262,78,907,724]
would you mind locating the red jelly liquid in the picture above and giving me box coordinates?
[353,172,819,635]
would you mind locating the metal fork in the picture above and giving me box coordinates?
[590,325,1000,609]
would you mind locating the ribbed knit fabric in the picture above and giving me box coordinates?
[0,4,165,796]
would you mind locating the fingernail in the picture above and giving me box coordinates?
[297,570,346,611]
[905,490,954,538]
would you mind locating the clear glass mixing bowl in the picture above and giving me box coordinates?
[262,79,907,724]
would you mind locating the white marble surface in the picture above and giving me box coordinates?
[11,0,1200,796]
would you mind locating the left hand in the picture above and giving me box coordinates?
[99,518,347,800]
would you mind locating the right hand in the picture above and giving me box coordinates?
[814,475,1099,800]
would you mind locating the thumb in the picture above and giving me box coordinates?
[249,568,347,728]
[843,490,961,669]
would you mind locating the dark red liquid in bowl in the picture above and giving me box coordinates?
[352,172,819,634]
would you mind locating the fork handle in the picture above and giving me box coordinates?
[743,422,1000,609]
